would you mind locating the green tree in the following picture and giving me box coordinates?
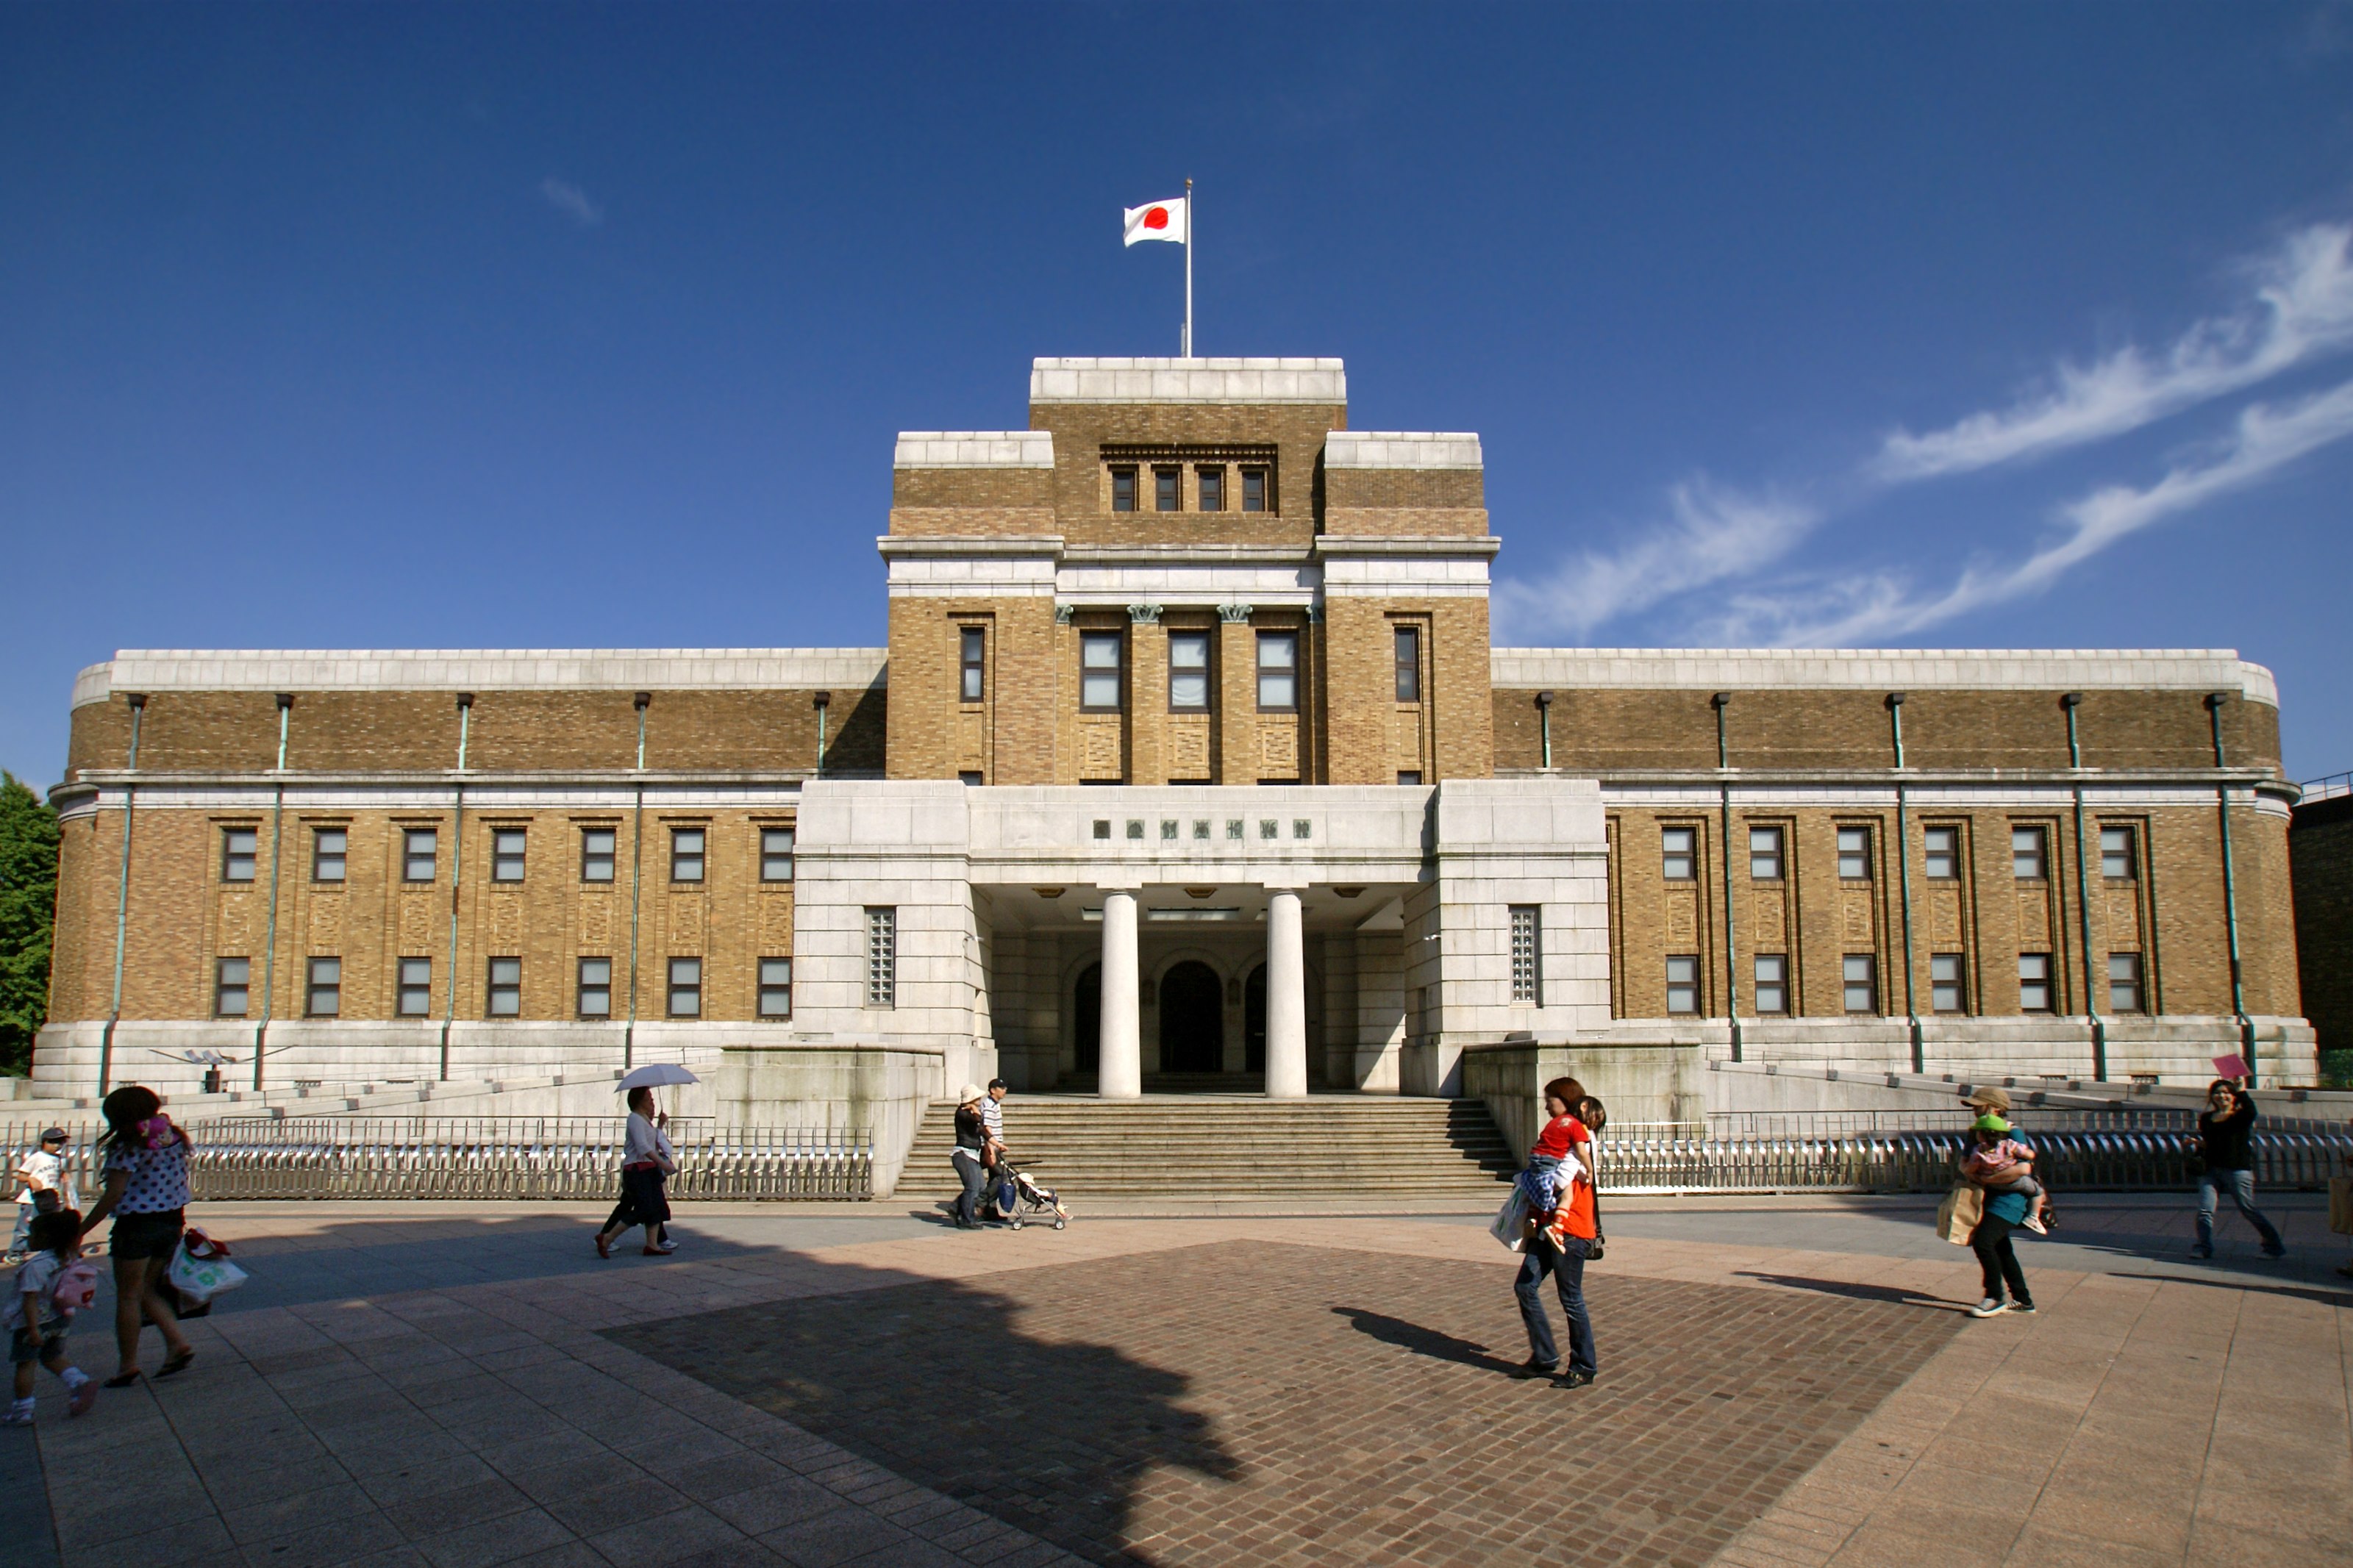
[0,773,60,1076]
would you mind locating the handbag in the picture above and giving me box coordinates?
[1936,1182,1983,1245]
[1489,1185,1532,1253]
[2329,1175,2353,1236]
[166,1228,249,1308]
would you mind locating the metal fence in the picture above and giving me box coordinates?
[0,1117,872,1203]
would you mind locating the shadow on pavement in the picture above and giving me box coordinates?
[1331,1304,1525,1375]
[1734,1272,1967,1311]
[2121,1271,2353,1309]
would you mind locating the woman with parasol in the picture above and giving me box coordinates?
[595,1063,696,1259]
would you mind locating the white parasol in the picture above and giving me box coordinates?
[615,1063,701,1093]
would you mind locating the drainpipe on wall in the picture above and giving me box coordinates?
[1888,694,1923,1075]
[2061,694,2106,1081]
[1712,692,1741,1064]
[813,690,830,777]
[2205,692,2255,1086]
[253,694,293,1092]
[440,694,472,1082]
[98,693,147,1097]
[1535,690,1553,772]
[624,692,650,1071]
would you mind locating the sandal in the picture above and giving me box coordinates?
[157,1349,195,1379]
[103,1372,141,1389]
[595,1232,613,1260]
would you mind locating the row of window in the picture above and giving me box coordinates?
[1109,463,1268,514]
[961,624,1422,709]
[1657,823,2140,884]
[214,955,795,1020]
[1659,950,2146,1015]
[223,826,797,887]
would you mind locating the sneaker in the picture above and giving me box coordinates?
[651,1239,678,1254]
[2261,1245,2285,1260]
[1968,1297,2005,1318]
[0,1404,29,1426]
[2003,1300,2037,1315]
[2022,1214,2049,1236]
[1556,1369,1596,1389]
[2189,1245,2213,1260]
[65,1381,96,1418]
[1512,1358,1559,1381]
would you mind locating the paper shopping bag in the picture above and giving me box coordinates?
[1936,1182,1982,1245]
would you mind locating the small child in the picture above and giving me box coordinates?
[3,1210,98,1423]
[1520,1100,1591,1254]
[1963,1114,2054,1235]
[8,1128,74,1262]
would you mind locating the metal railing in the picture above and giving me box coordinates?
[0,1117,872,1203]
[2301,770,2352,804]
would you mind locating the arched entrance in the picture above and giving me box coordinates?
[1157,961,1224,1074]
[1074,963,1101,1074]
[1244,963,1267,1073]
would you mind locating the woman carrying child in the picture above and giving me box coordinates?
[1511,1076,1599,1388]
[1960,1112,2038,1318]
[4,1209,99,1422]
[75,1084,196,1385]
[1961,1114,2054,1235]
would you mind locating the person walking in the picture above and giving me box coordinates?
[10,1128,76,1261]
[1964,1114,2038,1317]
[74,1086,196,1386]
[1512,1078,1599,1387]
[951,1084,990,1230]
[594,1087,676,1259]
[2192,1078,2284,1261]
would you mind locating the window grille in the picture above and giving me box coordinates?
[1510,906,1542,1004]
[865,909,897,1008]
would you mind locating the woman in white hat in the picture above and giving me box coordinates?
[951,1084,990,1230]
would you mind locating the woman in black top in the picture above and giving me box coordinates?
[2193,1079,2284,1260]
[951,1084,990,1230]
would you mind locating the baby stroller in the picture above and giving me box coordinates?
[991,1157,1068,1230]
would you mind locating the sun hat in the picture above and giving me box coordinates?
[1972,1113,2012,1134]
[1963,1085,2012,1114]
[39,1128,67,1144]
[957,1083,985,1105]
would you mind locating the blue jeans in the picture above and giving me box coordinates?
[2196,1168,2283,1253]
[1514,1235,1596,1375]
[951,1150,987,1225]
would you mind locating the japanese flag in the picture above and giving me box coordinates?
[1123,197,1188,246]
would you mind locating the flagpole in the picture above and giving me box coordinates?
[1183,176,1193,359]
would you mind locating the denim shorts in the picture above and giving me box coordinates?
[9,1321,66,1364]
[107,1209,185,1261]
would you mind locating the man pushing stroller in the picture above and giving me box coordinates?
[978,1081,1068,1229]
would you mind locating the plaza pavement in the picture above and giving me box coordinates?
[2,1192,2346,1567]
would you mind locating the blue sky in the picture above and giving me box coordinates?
[6,4,2353,790]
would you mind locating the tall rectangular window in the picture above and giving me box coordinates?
[487,956,521,1017]
[1256,631,1298,712]
[1196,465,1224,511]
[2107,952,2144,1012]
[1080,631,1123,712]
[403,828,438,883]
[491,828,526,883]
[1154,465,1180,511]
[1924,826,1960,881]
[761,827,795,882]
[312,828,347,883]
[2018,953,2054,1012]
[1931,953,1967,1014]
[1662,826,1696,881]
[1842,953,1877,1014]
[1749,826,1784,881]
[1837,826,1872,880]
[1393,626,1421,703]
[1240,467,1267,512]
[670,828,705,884]
[221,828,258,884]
[1509,906,1542,1003]
[865,908,898,1008]
[1110,467,1137,512]
[215,957,250,1018]
[959,626,985,702]
[581,828,616,883]
[1168,631,1210,712]
[1754,954,1788,1014]
[2012,826,2048,881]
[576,957,612,1019]
[2100,826,2138,880]
[667,957,701,1018]
[396,957,432,1017]
[1665,955,1699,1014]
[306,957,341,1017]
[759,957,793,1019]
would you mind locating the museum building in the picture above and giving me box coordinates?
[38,357,2313,1108]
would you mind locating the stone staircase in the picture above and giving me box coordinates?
[901,1094,1519,1200]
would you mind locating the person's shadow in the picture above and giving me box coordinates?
[1331,1306,1526,1375]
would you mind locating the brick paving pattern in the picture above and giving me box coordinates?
[615,1239,1963,1567]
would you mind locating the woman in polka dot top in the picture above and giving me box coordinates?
[76,1086,196,1386]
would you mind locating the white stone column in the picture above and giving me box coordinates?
[1265,887,1309,1098]
[1099,888,1142,1099]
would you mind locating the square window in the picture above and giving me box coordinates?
[1168,630,1210,711]
[1193,820,1210,840]
[2012,826,2048,881]
[1241,467,1267,512]
[1160,820,1178,841]
[1924,826,1960,881]
[1510,906,1543,1003]
[2100,826,2137,881]
[1093,820,1112,841]
[582,828,617,883]
[1197,465,1224,511]
[1931,953,1967,1014]
[306,956,341,1018]
[1081,631,1123,712]
[1293,820,1311,840]
[959,771,983,786]
[1837,826,1871,880]
[396,956,432,1017]
[1110,467,1137,512]
[577,957,612,1019]
[487,956,521,1017]
[960,625,986,703]
[1226,819,1244,840]
[1749,826,1784,881]
[312,828,346,883]
[865,909,896,1007]
[1662,826,1696,881]
[668,956,702,1018]
[1154,465,1180,511]
[403,828,438,883]
[1754,954,1788,1014]
[491,828,526,883]
[1665,954,1699,1014]
[2107,952,2143,1012]
[1397,770,1422,785]
[759,956,793,1019]
[2018,953,2053,1012]
[761,827,796,882]
[1260,819,1278,840]
[1126,820,1145,840]
[1394,626,1421,703]
[670,827,705,884]
[1842,953,1877,1014]
[1256,631,1298,712]
[214,956,250,1018]
[222,828,258,883]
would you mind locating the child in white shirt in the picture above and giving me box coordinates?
[3,1210,97,1423]
[8,1129,75,1261]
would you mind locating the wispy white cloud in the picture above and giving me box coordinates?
[1873,223,2353,481]
[1711,376,2353,645]
[538,176,604,228]
[1492,480,1817,642]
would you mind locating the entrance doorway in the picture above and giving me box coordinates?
[1074,963,1100,1074]
[1157,961,1224,1073]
